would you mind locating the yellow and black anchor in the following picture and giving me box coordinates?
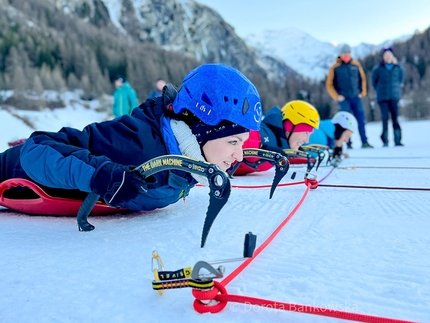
[151,232,257,295]
[151,250,224,295]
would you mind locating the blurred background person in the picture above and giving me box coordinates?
[112,76,138,117]
[148,78,167,99]
[371,47,405,147]
[326,44,373,149]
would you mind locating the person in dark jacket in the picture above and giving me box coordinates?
[371,47,404,146]
[326,44,373,149]
[234,100,320,175]
[0,64,261,212]
[148,78,167,99]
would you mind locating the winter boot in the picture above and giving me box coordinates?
[394,129,403,146]
[361,142,374,148]
[380,134,388,147]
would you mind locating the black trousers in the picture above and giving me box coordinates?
[378,100,402,145]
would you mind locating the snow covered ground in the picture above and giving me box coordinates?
[1,104,429,322]
[0,90,111,152]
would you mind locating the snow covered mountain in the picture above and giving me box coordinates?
[246,28,412,82]
[53,0,298,81]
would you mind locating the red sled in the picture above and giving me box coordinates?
[0,178,127,216]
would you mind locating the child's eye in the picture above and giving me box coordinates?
[229,140,238,145]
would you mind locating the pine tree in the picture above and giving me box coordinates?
[18,45,35,90]
[101,68,112,94]
[39,63,55,90]
[80,74,92,100]
[87,52,105,94]
[5,47,28,91]
[11,66,28,92]
[2,74,11,92]
[0,73,5,91]
[32,74,44,94]
[51,65,66,91]
[66,72,80,90]
[5,47,20,89]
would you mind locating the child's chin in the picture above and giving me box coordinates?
[219,163,230,171]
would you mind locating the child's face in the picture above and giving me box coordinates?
[287,131,313,150]
[202,133,249,171]
[337,129,353,144]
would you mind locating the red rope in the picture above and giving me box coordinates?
[191,171,420,322]
[233,181,305,189]
[195,166,334,190]
[192,287,418,323]
[319,166,335,183]
[196,181,305,189]
[319,183,430,191]
[338,166,430,170]
[221,183,312,287]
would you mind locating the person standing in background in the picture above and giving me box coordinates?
[148,78,167,99]
[112,76,138,117]
[371,47,404,147]
[326,44,373,149]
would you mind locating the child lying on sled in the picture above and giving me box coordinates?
[0,64,263,246]
[233,100,320,176]
[307,111,358,166]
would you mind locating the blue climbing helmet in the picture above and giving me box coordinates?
[172,64,262,130]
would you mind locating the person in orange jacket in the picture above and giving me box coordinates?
[326,44,373,149]
[233,100,320,175]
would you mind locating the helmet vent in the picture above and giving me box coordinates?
[242,98,249,115]
[233,98,238,105]
[184,85,192,98]
[201,92,213,106]
[224,96,229,102]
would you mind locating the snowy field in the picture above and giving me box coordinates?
[0,104,429,323]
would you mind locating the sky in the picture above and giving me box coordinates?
[196,0,430,46]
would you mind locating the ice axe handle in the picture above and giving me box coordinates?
[77,192,99,231]
[244,232,257,258]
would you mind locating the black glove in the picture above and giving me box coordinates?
[332,146,343,159]
[91,162,148,207]
[330,147,343,167]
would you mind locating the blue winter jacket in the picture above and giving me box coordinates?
[371,62,404,102]
[148,89,162,99]
[308,120,335,148]
[259,107,290,151]
[1,96,196,211]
